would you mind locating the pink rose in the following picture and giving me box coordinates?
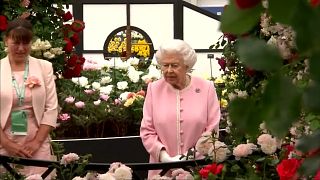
[75,101,85,108]
[233,143,257,160]
[60,153,80,165]
[100,94,109,101]
[58,113,70,121]
[84,89,95,94]
[64,96,75,103]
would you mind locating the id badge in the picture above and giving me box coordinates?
[11,110,28,135]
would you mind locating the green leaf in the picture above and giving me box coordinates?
[291,1,320,55]
[256,157,266,162]
[193,174,202,180]
[229,98,262,136]
[309,53,320,82]
[268,159,279,166]
[262,75,301,138]
[236,38,282,71]
[207,173,217,180]
[268,0,300,24]
[230,164,241,172]
[303,82,320,113]
[220,0,263,35]
[310,120,320,131]
[299,155,320,176]
[296,130,320,153]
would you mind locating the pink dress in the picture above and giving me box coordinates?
[0,71,52,178]
[140,76,221,179]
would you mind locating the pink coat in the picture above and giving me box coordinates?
[140,76,220,178]
[0,56,58,129]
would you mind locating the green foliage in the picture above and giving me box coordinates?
[218,0,320,177]
[220,0,263,35]
[237,38,282,71]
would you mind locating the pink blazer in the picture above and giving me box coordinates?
[140,76,220,178]
[0,56,58,128]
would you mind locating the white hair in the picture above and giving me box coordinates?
[155,39,197,72]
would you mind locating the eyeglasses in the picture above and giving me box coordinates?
[159,63,183,70]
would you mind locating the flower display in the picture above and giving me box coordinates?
[0,0,86,78]
[25,76,41,88]
[54,57,161,138]
[31,39,64,60]
[190,127,319,179]
[107,30,151,59]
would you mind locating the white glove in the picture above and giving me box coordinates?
[160,150,182,162]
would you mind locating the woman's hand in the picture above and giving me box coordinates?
[23,138,42,156]
[2,139,32,158]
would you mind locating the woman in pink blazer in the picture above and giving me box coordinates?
[140,39,221,178]
[0,18,58,178]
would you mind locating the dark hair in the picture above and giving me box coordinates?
[5,18,33,43]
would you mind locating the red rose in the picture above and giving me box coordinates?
[314,169,320,180]
[310,0,320,7]
[245,67,256,77]
[209,163,224,175]
[71,20,85,33]
[73,64,83,77]
[216,57,226,71]
[276,159,301,180]
[224,33,237,41]
[62,24,73,37]
[0,15,8,31]
[62,68,74,79]
[283,144,295,159]
[63,11,73,22]
[199,163,224,178]
[235,0,261,9]
[78,56,85,65]
[63,64,82,79]
[64,38,74,53]
[70,32,80,46]
[199,168,210,178]
[67,54,78,67]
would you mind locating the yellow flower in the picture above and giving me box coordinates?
[220,98,228,108]
[222,89,227,96]
[215,77,224,84]
[124,98,135,107]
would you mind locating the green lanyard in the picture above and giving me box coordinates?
[12,61,29,106]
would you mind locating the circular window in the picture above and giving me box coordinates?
[103,26,154,69]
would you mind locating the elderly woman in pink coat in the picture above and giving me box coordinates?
[0,18,58,178]
[140,39,221,178]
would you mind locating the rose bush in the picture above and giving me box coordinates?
[208,0,320,178]
[0,0,85,77]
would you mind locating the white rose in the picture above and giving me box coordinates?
[117,81,128,90]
